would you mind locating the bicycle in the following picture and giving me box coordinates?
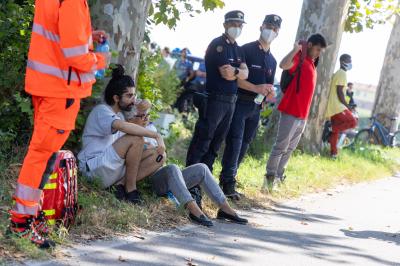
[354,114,400,147]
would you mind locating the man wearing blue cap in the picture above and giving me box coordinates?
[220,14,282,199]
[186,11,249,174]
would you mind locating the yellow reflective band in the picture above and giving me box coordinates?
[49,173,58,180]
[47,219,56,225]
[43,209,55,216]
[44,183,57,190]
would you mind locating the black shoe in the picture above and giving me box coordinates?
[189,213,213,227]
[222,183,242,201]
[216,209,248,225]
[189,185,203,210]
[113,184,126,201]
[125,190,142,205]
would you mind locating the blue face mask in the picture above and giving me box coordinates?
[343,62,352,71]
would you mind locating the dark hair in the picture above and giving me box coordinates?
[104,64,135,106]
[307,34,327,48]
[340,53,351,63]
[348,82,354,86]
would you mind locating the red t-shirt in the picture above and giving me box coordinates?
[278,52,317,119]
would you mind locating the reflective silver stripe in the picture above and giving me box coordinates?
[32,23,60,43]
[80,72,96,83]
[62,44,89,58]
[15,183,42,202]
[27,60,95,83]
[12,201,39,216]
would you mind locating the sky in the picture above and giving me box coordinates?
[149,0,394,86]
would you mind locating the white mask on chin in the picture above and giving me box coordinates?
[227,27,242,40]
[261,29,277,43]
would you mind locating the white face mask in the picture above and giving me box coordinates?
[343,62,352,71]
[261,29,277,43]
[227,27,242,40]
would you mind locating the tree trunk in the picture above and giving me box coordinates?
[264,94,282,149]
[90,0,152,78]
[372,14,400,130]
[294,0,350,153]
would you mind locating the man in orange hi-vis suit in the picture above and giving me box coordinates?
[8,0,108,248]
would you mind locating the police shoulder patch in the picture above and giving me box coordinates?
[216,45,223,53]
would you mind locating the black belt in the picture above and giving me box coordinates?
[209,93,237,103]
[237,93,256,102]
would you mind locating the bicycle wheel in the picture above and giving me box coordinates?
[341,136,353,148]
[392,131,400,147]
[354,129,378,146]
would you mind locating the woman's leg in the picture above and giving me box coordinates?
[181,163,237,215]
[150,164,204,217]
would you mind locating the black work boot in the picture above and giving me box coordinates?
[222,182,242,201]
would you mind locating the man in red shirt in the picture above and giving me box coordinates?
[264,34,327,192]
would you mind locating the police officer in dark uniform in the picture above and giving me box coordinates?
[220,14,282,199]
[186,11,249,173]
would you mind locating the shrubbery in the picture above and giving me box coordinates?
[0,0,180,156]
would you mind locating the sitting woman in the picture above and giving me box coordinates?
[124,101,248,227]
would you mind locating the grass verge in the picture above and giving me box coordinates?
[1,142,400,263]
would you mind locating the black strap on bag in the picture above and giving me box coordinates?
[280,40,308,94]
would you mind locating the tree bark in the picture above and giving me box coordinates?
[372,14,400,130]
[90,0,152,78]
[294,0,350,153]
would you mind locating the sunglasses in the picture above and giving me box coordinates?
[135,113,150,119]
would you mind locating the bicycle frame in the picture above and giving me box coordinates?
[369,120,392,146]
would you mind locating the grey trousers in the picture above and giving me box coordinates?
[266,112,306,178]
[150,163,226,206]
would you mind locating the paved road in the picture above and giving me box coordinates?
[31,176,400,266]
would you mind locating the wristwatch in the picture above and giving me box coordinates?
[234,67,239,76]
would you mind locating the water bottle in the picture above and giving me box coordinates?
[254,93,265,105]
[95,39,109,79]
[166,191,180,208]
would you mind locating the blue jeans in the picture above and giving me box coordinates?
[220,99,260,185]
[186,97,236,172]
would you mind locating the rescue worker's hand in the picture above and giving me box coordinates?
[219,65,236,80]
[92,30,108,43]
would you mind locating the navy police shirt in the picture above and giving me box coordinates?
[238,41,276,97]
[205,34,246,95]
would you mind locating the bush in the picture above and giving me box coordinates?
[137,45,180,117]
[0,0,35,158]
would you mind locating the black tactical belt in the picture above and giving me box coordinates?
[209,93,237,104]
[237,93,256,102]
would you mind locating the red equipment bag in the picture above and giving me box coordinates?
[41,150,79,228]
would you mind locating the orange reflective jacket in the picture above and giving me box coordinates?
[25,0,106,99]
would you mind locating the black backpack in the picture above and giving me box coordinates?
[280,40,308,94]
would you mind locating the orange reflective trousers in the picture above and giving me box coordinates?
[11,97,80,217]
